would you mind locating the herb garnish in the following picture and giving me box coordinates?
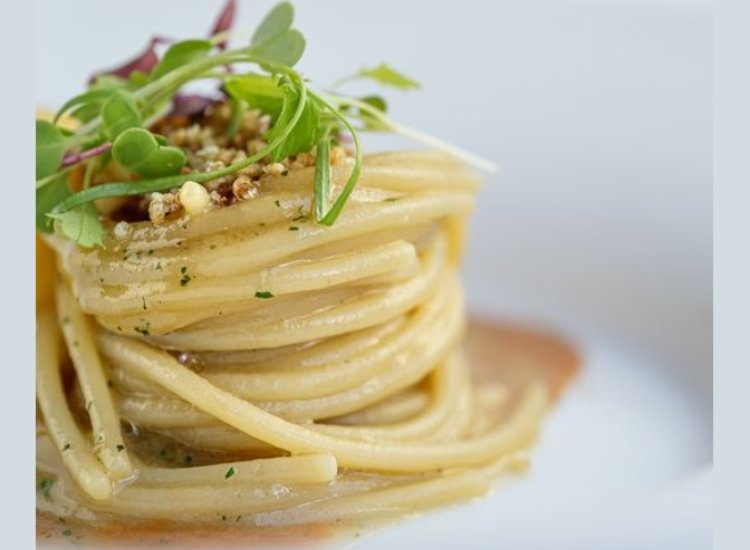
[254,291,274,299]
[225,466,236,479]
[36,1,494,248]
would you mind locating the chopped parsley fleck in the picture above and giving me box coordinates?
[155,262,163,271]
[116,444,125,452]
[236,515,242,522]
[225,466,236,479]
[180,266,192,286]
[288,225,299,231]
[62,529,72,537]
[148,249,154,255]
[292,215,306,222]
[142,297,148,310]
[116,326,123,332]
[221,514,227,521]
[184,454,193,464]
[274,199,281,207]
[107,379,114,388]
[60,316,70,325]
[134,324,151,336]
[39,478,54,496]
[62,443,71,451]
[209,244,217,250]
[383,197,399,202]
[254,291,274,299]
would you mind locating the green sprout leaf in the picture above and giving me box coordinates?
[251,29,306,67]
[356,95,388,129]
[36,173,72,232]
[252,2,294,45]
[266,82,323,161]
[150,39,213,80]
[225,73,285,118]
[48,203,105,248]
[112,128,186,178]
[249,3,303,68]
[356,63,420,90]
[36,120,69,179]
[91,74,130,90]
[54,89,115,124]
[101,90,142,140]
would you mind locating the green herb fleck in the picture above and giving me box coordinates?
[288,225,299,231]
[39,478,54,496]
[62,529,73,537]
[116,444,125,452]
[225,466,236,479]
[62,443,71,451]
[254,291,274,299]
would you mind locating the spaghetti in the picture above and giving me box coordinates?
[36,151,551,526]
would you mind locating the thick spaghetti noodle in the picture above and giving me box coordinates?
[36,151,551,526]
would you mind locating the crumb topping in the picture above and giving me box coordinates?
[111,102,352,225]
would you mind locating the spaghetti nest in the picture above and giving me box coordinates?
[36,151,548,525]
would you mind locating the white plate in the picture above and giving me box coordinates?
[36,1,712,548]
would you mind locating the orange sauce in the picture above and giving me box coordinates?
[37,316,580,547]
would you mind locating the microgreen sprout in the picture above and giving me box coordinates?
[36,1,495,248]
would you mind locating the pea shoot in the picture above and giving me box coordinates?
[36,1,494,248]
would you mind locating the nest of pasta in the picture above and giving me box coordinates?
[37,145,549,525]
